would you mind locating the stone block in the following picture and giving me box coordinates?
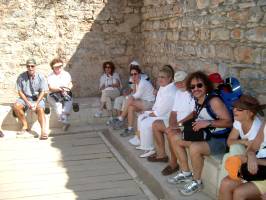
[231,28,244,40]
[215,44,233,60]
[196,0,210,9]
[245,27,266,43]
[234,46,253,64]
[211,28,230,41]
[228,9,250,24]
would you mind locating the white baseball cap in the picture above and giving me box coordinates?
[174,71,188,82]
[129,60,140,66]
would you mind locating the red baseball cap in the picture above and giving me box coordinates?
[208,73,224,84]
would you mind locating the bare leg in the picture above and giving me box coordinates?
[166,129,179,168]
[152,120,167,158]
[219,177,241,200]
[189,142,210,180]
[36,107,46,136]
[175,140,191,172]
[233,182,261,200]
[127,105,136,127]
[13,103,28,130]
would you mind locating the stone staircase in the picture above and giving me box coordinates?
[0,97,220,200]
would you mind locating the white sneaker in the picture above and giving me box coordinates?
[139,150,156,158]
[128,135,140,146]
[136,146,144,150]
[94,111,102,118]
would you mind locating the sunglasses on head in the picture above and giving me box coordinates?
[130,73,138,76]
[27,65,35,68]
[190,83,203,90]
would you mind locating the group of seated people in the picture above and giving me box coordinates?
[96,60,266,198]
[2,58,74,140]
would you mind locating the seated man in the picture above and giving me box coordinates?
[112,65,155,137]
[13,59,48,140]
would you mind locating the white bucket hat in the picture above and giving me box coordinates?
[174,71,188,82]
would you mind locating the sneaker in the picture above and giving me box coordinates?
[63,123,70,131]
[179,180,203,196]
[139,150,156,158]
[113,120,125,130]
[167,172,192,184]
[136,145,144,150]
[120,128,134,137]
[128,135,140,146]
[94,111,102,118]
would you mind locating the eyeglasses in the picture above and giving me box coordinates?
[190,83,203,90]
[158,76,167,79]
[105,66,111,69]
[130,73,138,76]
[27,65,35,68]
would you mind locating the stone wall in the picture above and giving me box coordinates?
[1,0,266,103]
[0,0,142,102]
[140,0,266,103]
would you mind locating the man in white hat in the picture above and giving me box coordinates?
[147,71,195,176]
[13,58,48,139]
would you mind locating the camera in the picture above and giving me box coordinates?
[32,95,38,101]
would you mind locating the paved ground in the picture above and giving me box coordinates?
[0,131,151,200]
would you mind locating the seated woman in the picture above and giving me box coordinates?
[95,61,121,118]
[170,71,232,196]
[112,61,149,119]
[134,65,176,158]
[47,58,73,131]
[219,120,266,200]
[218,95,264,185]
[112,65,155,137]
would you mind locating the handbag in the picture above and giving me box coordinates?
[183,118,211,141]
[239,162,266,181]
[182,96,211,141]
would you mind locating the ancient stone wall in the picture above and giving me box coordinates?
[1,0,266,103]
[140,0,266,102]
[0,0,142,102]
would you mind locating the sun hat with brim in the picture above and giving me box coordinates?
[233,95,266,116]
[26,59,36,66]
[52,62,63,68]
[174,71,188,82]
[208,73,224,84]
[129,60,140,67]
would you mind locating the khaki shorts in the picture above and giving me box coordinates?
[253,180,266,194]
[142,100,154,111]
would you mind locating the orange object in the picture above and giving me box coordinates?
[225,156,242,181]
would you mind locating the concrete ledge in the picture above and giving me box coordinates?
[103,128,215,200]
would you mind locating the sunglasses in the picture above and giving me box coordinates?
[190,83,203,90]
[130,73,139,76]
[27,65,35,68]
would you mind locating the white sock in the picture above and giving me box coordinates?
[182,171,192,176]
[196,179,202,184]
[118,116,123,121]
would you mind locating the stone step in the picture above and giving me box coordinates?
[103,128,220,200]
[0,97,110,133]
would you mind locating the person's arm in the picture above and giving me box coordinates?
[18,90,32,108]
[192,97,232,131]
[227,127,249,147]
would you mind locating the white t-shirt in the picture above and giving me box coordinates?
[233,116,262,140]
[47,70,72,91]
[256,124,266,159]
[152,83,176,117]
[172,90,195,121]
[132,79,155,102]
[99,72,121,90]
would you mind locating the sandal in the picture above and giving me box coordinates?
[0,130,4,138]
[161,165,179,176]
[40,134,48,140]
[147,154,169,163]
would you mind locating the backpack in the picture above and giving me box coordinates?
[206,77,243,137]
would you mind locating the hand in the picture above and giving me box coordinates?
[247,154,258,175]
[149,112,156,117]
[192,120,210,131]
[261,193,266,200]
[241,138,250,147]
[30,102,37,111]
